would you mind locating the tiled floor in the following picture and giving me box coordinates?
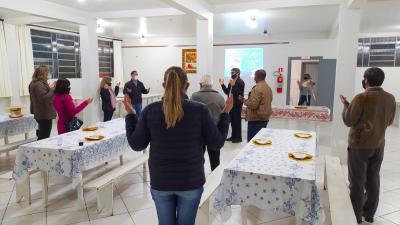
[1,119,400,225]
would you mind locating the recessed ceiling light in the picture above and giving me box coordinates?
[77,0,86,3]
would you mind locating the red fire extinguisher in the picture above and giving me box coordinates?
[277,75,283,93]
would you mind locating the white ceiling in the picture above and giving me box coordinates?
[45,0,169,12]
[0,7,30,18]
[360,0,400,33]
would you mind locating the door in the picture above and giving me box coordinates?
[315,59,337,119]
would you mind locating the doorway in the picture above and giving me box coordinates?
[286,57,337,119]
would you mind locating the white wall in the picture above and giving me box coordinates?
[355,67,400,100]
[122,37,338,105]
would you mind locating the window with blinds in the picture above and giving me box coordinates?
[98,39,114,77]
[31,29,81,79]
[357,36,400,67]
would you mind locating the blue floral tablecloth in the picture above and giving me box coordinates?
[0,114,38,139]
[13,118,130,184]
[213,128,325,225]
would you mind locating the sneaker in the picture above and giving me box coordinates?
[226,137,233,141]
[364,217,374,223]
[231,139,242,143]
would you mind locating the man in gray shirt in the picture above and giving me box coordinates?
[191,74,226,170]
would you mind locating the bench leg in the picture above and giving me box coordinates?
[120,155,124,165]
[25,133,29,140]
[5,136,9,156]
[142,162,147,183]
[97,183,114,216]
[41,171,48,208]
[241,205,248,225]
[323,163,327,191]
[16,176,31,204]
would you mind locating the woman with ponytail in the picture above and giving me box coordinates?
[124,66,233,225]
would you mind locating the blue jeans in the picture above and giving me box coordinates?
[151,187,203,225]
[247,120,269,142]
[133,103,143,118]
[298,95,311,106]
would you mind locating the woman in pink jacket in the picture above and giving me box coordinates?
[53,78,93,134]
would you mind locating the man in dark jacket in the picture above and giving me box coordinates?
[340,67,396,224]
[219,68,245,143]
[123,71,150,117]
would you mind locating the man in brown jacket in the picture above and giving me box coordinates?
[340,67,396,224]
[239,69,273,142]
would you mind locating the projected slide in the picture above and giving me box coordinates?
[224,48,264,77]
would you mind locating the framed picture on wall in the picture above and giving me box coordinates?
[182,49,197,74]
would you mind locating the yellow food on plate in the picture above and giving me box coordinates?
[82,126,99,131]
[85,135,105,141]
[288,152,313,161]
[252,138,272,146]
[294,106,308,109]
[294,133,312,139]
[9,114,23,118]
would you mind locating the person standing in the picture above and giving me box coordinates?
[123,70,150,117]
[100,77,120,122]
[191,74,226,171]
[219,68,245,143]
[239,69,273,142]
[124,66,232,225]
[340,67,396,224]
[297,73,315,106]
[53,78,93,134]
[29,65,56,140]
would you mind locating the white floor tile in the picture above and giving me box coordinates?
[382,211,400,225]
[3,199,45,219]
[87,197,128,220]
[117,182,150,198]
[131,208,159,225]
[47,207,90,225]
[91,213,135,225]
[2,212,46,225]
[122,193,155,212]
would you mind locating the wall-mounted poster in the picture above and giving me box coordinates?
[182,49,197,74]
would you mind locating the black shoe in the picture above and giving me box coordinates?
[357,219,362,224]
[226,137,233,141]
[231,139,242,143]
[365,217,374,223]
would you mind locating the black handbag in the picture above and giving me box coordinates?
[62,95,83,132]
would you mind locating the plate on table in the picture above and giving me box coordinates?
[82,126,99,132]
[9,114,23,118]
[294,133,312,139]
[252,138,272,146]
[294,105,308,109]
[288,152,313,161]
[85,135,104,141]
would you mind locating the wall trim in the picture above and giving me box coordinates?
[122,41,290,48]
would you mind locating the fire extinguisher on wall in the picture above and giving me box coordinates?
[274,67,284,94]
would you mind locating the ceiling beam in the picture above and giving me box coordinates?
[213,0,342,13]
[92,8,185,19]
[347,0,367,9]
[0,0,91,25]
[5,16,56,25]
[161,0,212,20]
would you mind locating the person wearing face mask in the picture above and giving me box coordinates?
[29,65,57,140]
[123,70,150,117]
[297,73,315,106]
[219,68,245,143]
[340,67,396,224]
[53,78,93,134]
[100,77,120,122]
[239,69,273,142]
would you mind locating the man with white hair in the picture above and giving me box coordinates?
[191,74,226,171]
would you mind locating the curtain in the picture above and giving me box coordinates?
[0,21,12,97]
[16,25,34,96]
[113,40,124,85]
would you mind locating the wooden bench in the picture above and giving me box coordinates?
[324,155,358,225]
[0,138,36,155]
[196,165,225,225]
[84,152,149,215]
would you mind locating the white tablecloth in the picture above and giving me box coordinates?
[0,114,38,139]
[213,128,325,225]
[13,118,130,184]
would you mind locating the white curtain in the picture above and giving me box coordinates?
[16,25,34,96]
[113,40,124,86]
[0,21,12,97]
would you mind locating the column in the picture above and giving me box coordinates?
[331,3,361,160]
[196,16,213,77]
[79,20,101,125]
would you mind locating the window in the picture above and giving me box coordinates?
[98,39,114,77]
[357,36,400,67]
[31,29,81,79]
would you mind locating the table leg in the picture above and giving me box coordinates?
[5,136,9,156]
[241,205,248,225]
[120,155,124,165]
[16,176,31,204]
[77,181,85,209]
[41,171,48,207]
[323,163,327,191]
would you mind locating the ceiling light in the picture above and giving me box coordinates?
[246,15,257,29]
[77,0,86,3]
[96,25,104,34]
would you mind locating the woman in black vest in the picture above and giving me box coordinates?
[100,77,120,122]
